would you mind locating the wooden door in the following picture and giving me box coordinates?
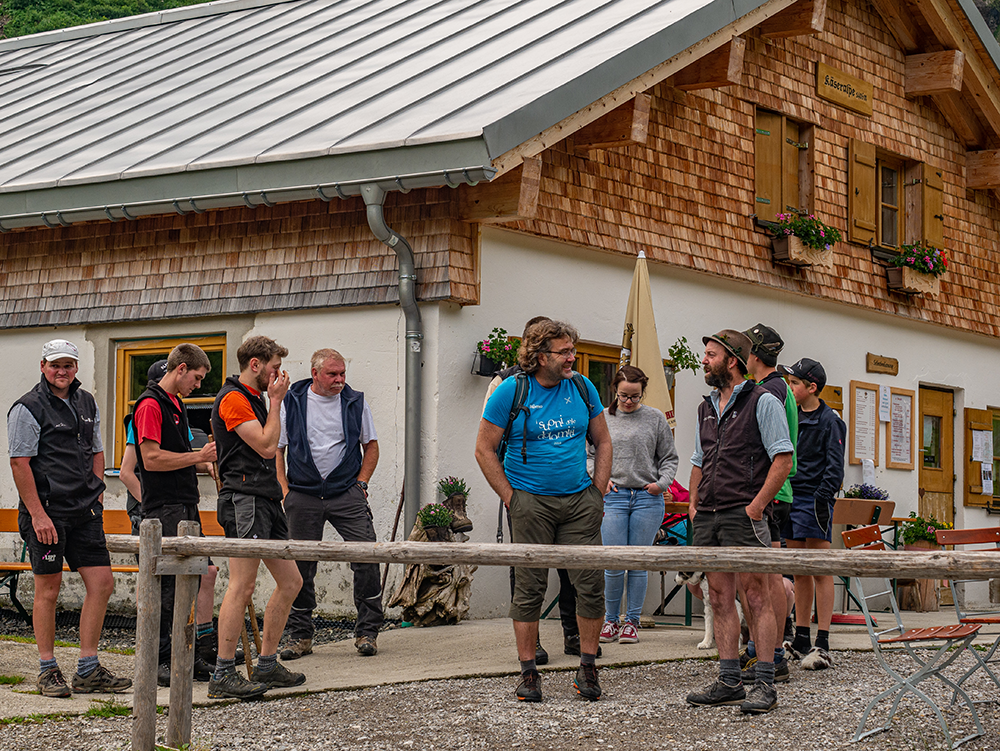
[919,387,954,526]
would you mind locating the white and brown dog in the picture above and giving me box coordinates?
[674,571,745,650]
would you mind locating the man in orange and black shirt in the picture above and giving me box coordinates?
[208,335,304,700]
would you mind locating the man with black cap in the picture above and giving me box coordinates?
[685,329,793,715]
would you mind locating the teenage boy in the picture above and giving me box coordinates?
[776,357,846,670]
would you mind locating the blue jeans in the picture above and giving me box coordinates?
[601,487,664,624]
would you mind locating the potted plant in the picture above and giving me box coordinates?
[437,476,473,533]
[665,336,700,389]
[842,483,890,500]
[416,503,455,542]
[899,511,951,550]
[886,242,948,295]
[471,327,520,377]
[768,212,841,268]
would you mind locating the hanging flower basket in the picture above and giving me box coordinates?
[771,235,834,268]
[471,352,502,377]
[886,266,940,296]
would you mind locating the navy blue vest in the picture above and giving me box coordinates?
[283,378,364,499]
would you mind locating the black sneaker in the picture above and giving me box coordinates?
[207,669,268,700]
[251,661,306,689]
[157,663,171,688]
[37,667,71,698]
[573,663,602,701]
[194,656,214,682]
[742,655,790,683]
[686,679,745,706]
[72,665,132,693]
[563,634,602,658]
[741,682,778,714]
[535,636,548,666]
[515,669,542,702]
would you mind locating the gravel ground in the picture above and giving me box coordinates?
[2,646,998,751]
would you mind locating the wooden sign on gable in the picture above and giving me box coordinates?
[817,62,874,116]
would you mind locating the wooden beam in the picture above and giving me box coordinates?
[671,38,746,91]
[573,93,651,152]
[905,50,964,96]
[868,0,922,52]
[933,90,986,147]
[457,156,541,223]
[760,0,827,38]
[967,149,1000,189]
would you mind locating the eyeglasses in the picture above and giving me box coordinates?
[542,348,577,359]
[616,393,642,403]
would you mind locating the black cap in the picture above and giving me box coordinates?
[777,357,827,392]
[743,323,784,367]
[147,359,168,383]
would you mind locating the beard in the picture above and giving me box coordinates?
[704,363,731,390]
[254,370,270,392]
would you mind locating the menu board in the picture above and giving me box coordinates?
[886,388,914,470]
[850,381,879,466]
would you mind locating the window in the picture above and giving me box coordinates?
[572,340,676,412]
[113,335,226,465]
[963,408,999,509]
[878,156,904,250]
[754,109,814,223]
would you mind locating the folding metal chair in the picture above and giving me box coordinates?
[845,525,984,749]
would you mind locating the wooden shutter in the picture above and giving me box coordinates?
[755,110,783,222]
[964,407,992,508]
[848,139,877,245]
[782,119,803,214]
[922,163,945,247]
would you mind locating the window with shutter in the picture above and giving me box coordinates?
[755,109,812,223]
[963,407,994,508]
[848,139,877,245]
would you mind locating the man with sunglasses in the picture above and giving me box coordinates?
[476,320,612,704]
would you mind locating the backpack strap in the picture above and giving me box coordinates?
[497,372,531,465]
[570,372,595,444]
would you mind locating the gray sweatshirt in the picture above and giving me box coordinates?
[589,404,679,491]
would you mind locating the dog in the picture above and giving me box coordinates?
[675,571,745,651]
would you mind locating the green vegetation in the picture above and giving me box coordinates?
[0,0,213,39]
[0,711,72,727]
[0,634,78,649]
[0,674,24,685]
[84,698,131,718]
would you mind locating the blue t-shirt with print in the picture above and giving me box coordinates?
[483,373,603,495]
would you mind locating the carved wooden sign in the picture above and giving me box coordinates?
[866,352,899,375]
[817,62,873,116]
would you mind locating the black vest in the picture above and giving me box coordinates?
[696,382,771,511]
[133,382,200,511]
[210,376,282,501]
[10,376,105,516]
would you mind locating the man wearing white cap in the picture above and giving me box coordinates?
[7,339,131,697]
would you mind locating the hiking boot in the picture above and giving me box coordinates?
[686,679,745,706]
[574,663,602,701]
[444,491,474,533]
[599,621,620,643]
[196,630,218,665]
[742,655,790,683]
[535,636,548,665]
[563,634,601,657]
[194,656,214,682]
[619,622,639,644]
[355,635,378,656]
[207,669,268,700]
[515,669,543,702]
[251,661,306,689]
[280,638,313,661]
[72,665,132,694]
[738,647,755,670]
[741,682,778,714]
[801,646,834,670]
[37,667,71,698]
[157,662,171,688]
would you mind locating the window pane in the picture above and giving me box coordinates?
[923,415,941,468]
[129,353,164,401]
[880,166,897,205]
[881,206,898,247]
[189,350,224,398]
[587,361,616,408]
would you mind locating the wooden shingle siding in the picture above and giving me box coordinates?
[0,189,477,329]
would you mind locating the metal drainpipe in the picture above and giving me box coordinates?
[361,184,421,534]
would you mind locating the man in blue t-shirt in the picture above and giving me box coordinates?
[476,320,612,704]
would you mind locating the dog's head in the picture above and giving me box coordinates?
[674,571,705,586]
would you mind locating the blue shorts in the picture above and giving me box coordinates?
[782,494,833,542]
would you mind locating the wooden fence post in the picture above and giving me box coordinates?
[132,518,162,751]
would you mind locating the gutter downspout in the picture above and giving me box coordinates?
[361,184,421,534]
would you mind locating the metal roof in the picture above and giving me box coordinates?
[0,0,776,228]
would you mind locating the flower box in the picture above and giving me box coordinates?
[886,266,940,296]
[771,235,833,268]
[471,352,502,377]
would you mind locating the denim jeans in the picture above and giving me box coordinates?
[601,487,664,624]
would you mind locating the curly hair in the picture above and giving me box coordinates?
[608,365,647,416]
[517,320,579,374]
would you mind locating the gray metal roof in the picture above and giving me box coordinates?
[0,0,775,228]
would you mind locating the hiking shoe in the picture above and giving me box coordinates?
[742,656,790,683]
[157,662,171,688]
[194,656,214,682]
[535,636,548,665]
[801,646,834,670]
[355,636,378,656]
[515,669,543,702]
[599,621,620,643]
[741,682,778,714]
[574,663,602,701]
[619,622,639,644]
[563,634,601,657]
[280,638,313,661]
[72,665,131,694]
[739,647,755,670]
[251,661,306,689]
[686,679,745,706]
[37,667,71,698]
[208,669,268,700]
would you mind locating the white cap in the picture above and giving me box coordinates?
[42,339,79,362]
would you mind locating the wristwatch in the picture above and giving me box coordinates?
[356,480,368,491]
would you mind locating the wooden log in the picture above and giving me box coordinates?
[672,39,746,92]
[166,520,200,751]
[967,150,1000,190]
[760,0,827,38]
[132,519,162,751]
[457,156,541,223]
[573,93,651,152]
[107,535,1000,579]
[905,50,964,97]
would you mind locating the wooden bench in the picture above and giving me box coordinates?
[1,507,223,624]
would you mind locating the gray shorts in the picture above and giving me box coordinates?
[692,505,771,548]
[217,491,289,541]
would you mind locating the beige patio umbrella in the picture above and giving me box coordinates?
[620,251,675,428]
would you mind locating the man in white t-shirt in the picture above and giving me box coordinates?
[277,348,381,659]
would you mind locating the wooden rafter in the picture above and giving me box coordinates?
[760,0,827,38]
[671,38,747,91]
[573,93,651,153]
[933,91,987,147]
[905,50,964,96]
[966,149,1000,189]
[457,156,541,223]
[869,0,922,52]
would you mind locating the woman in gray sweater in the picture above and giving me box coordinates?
[595,366,678,645]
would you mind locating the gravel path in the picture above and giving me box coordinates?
[3,649,998,751]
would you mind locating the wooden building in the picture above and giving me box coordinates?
[2,0,1000,617]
